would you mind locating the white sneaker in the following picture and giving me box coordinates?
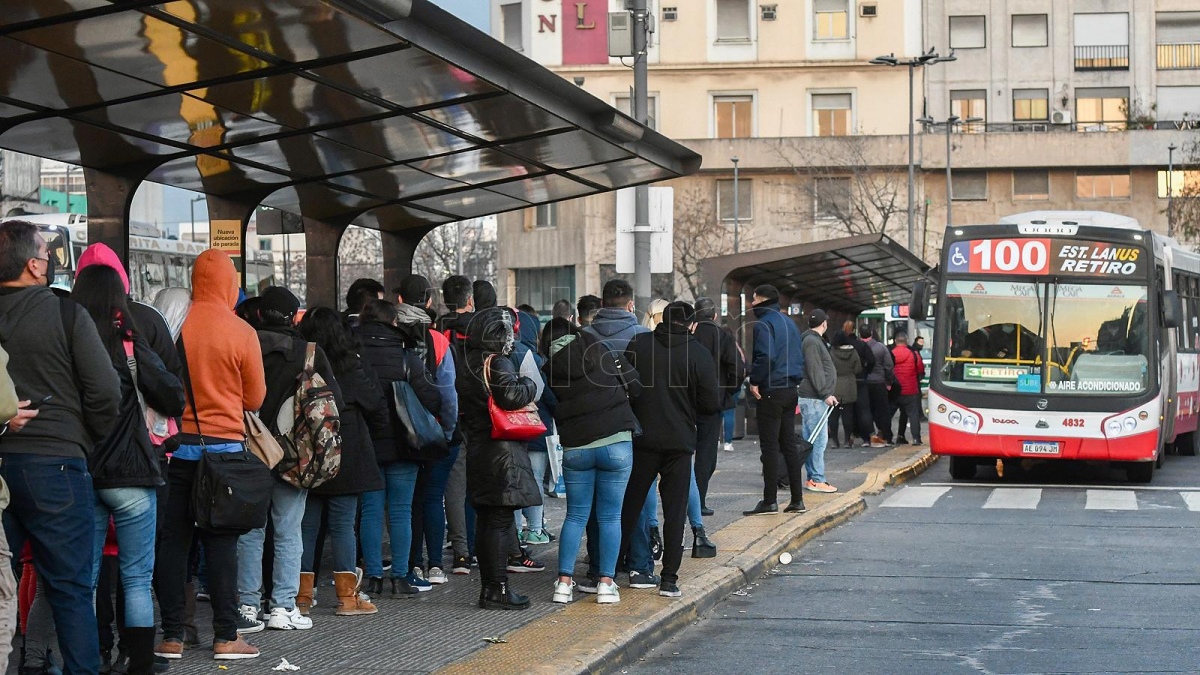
[596,581,621,604]
[427,566,448,585]
[266,607,313,631]
[552,580,575,604]
[723,442,734,452]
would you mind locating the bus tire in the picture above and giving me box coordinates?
[1178,431,1199,457]
[1125,461,1154,484]
[948,456,976,480]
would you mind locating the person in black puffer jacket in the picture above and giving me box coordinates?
[298,307,388,617]
[354,299,442,597]
[459,307,539,610]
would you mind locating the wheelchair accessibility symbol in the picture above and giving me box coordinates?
[948,242,969,272]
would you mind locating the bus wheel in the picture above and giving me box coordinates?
[1126,461,1154,484]
[1178,431,1199,457]
[948,456,976,480]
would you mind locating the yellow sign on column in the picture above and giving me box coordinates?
[210,219,242,256]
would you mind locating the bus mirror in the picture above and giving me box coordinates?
[910,280,930,321]
[1162,290,1183,329]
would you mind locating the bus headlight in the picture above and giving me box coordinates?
[1106,419,1123,436]
[1123,417,1137,433]
[948,410,962,426]
[1104,411,1146,438]
[963,415,979,432]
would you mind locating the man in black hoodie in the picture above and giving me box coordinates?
[691,297,745,514]
[620,301,720,598]
[435,275,477,574]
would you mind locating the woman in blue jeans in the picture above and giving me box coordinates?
[74,262,185,674]
[543,319,642,604]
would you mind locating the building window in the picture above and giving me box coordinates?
[535,203,557,229]
[949,16,986,50]
[1076,87,1128,131]
[1012,14,1048,47]
[1157,86,1200,122]
[258,237,273,251]
[501,3,522,51]
[812,93,852,136]
[1074,13,1129,70]
[1013,170,1050,201]
[1158,12,1200,69]
[513,266,576,315]
[952,172,988,201]
[1013,89,1049,121]
[813,177,851,221]
[716,0,751,41]
[713,95,754,138]
[615,95,658,130]
[950,90,986,132]
[1076,170,1131,199]
[717,179,753,222]
[1158,170,1200,198]
[814,0,849,40]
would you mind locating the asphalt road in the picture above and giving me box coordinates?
[631,454,1200,674]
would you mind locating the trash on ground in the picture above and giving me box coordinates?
[273,658,301,672]
[779,552,793,565]
[483,636,509,644]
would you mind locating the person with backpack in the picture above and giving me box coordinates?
[297,307,388,616]
[237,287,342,633]
[355,299,443,597]
[435,275,476,575]
[154,249,266,660]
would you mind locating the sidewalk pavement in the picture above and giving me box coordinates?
[161,438,934,674]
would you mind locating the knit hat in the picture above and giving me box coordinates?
[259,286,301,319]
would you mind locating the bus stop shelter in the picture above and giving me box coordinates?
[0,0,700,306]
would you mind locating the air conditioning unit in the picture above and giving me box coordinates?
[859,3,878,17]
[1031,123,1049,132]
[1051,110,1072,125]
[761,4,777,20]
[662,6,677,21]
[1015,123,1050,132]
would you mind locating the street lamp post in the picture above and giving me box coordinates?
[189,195,205,243]
[1168,143,1178,238]
[918,115,982,226]
[870,48,956,251]
[731,156,740,254]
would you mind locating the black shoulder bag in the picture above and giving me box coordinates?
[178,338,273,535]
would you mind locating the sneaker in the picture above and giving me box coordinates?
[628,570,660,589]
[551,580,574,604]
[896,436,909,445]
[451,555,472,575]
[407,568,434,591]
[912,439,923,446]
[195,584,210,602]
[576,574,600,594]
[507,551,546,573]
[596,581,621,604]
[524,529,551,545]
[805,480,838,494]
[154,639,183,660]
[723,442,734,452]
[266,606,313,631]
[213,635,259,660]
[235,604,264,634]
[659,581,682,598]
[869,435,889,448]
[426,566,448,584]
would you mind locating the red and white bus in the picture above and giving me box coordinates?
[915,211,1200,483]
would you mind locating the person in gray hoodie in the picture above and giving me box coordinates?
[798,309,839,494]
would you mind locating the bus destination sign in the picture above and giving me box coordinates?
[947,239,1145,277]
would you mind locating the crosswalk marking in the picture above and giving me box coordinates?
[880,486,952,508]
[1084,489,1138,510]
[982,488,1042,510]
[1181,493,1200,512]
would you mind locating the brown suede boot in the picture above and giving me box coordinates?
[297,572,315,616]
[334,570,377,616]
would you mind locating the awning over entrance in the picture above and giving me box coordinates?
[0,0,700,230]
[703,233,931,315]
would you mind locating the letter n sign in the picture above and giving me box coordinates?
[539,14,557,32]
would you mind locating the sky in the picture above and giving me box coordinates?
[429,0,489,31]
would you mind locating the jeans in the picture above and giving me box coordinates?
[694,412,721,509]
[238,480,308,610]
[1,454,99,674]
[620,449,690,584]
[756,389,806,504]
[359,461,418,579]
[896,394,922,442]
[475,505,516,585]
[721,407,736,444]
[301,494,358,574]
[92,487,156,628]
[156,458,239,642]
[799,398,832,484]
[687,461,703,529]
[558,442,632,579]
[515,448,548,533]
[411,446,457,570]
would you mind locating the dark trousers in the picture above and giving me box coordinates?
[866,383,893,442]
[1,454,100,675]
[96,555,124,655]
[828,401,859,444]
[896,394,922,442]
[854,382,875,440]
[156,459,240,642]
[694,412,722,509]
[756,389,806,504]
[619,449,690,584]
[474,505,517,586]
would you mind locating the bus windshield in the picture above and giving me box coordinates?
[940,279,1149,395]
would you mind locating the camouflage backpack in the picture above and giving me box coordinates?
[273,342,342,489]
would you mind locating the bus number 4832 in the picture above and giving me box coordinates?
[1062,418,1086,428]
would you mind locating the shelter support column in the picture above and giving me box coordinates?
[205,196,259,291]
[380,227,429,294]
[83,168,143,265]
[304,219,346,309]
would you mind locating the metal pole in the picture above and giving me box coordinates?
[189,199,195,242]
[456,220,463,275]
[1168,144,1177,238]
[632,0,651,309]
[945,120,953,227]
[907,62,916,251]
[732,157,740,253]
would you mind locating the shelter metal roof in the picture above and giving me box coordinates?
[703,233,931,314]
[0,0,700,230]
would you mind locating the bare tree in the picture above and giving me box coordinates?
[672,184,751,301]
[1168,135,1200,247]
[411,217,498,296]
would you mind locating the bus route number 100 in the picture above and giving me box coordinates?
[970,239,1050,275]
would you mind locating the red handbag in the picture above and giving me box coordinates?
[484,354,547,441]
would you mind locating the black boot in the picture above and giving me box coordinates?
[479,581,531,610]
[366,576,383,596]
[692,527,717,558]
[391,577,418,597]
[123,627,157,675]
[649,526,664,561]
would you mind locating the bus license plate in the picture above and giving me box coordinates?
[1022,441,1060,456]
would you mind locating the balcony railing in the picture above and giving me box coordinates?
[1157,42,1200,69]
[1074,44,1129,71]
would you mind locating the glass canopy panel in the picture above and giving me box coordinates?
[487,173,594,202]
[411,188,529,219]
[326,164,463,201]
[79,93,286,148]
[260,184,386,221]
[353,204,453,232]
[411,148,537,185]
[0,0,109,27]
[569,158,675,189]
[501,129,633,170]
[0,117,179,165]
[189,74,390,130]
[0,37,161,109]
[144,154,293,194]
[316,114,474,162]
[416,94,572,142]
[309,50,501,110]
[216,134,391,177]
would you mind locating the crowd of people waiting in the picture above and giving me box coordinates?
[0,219,924,674]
